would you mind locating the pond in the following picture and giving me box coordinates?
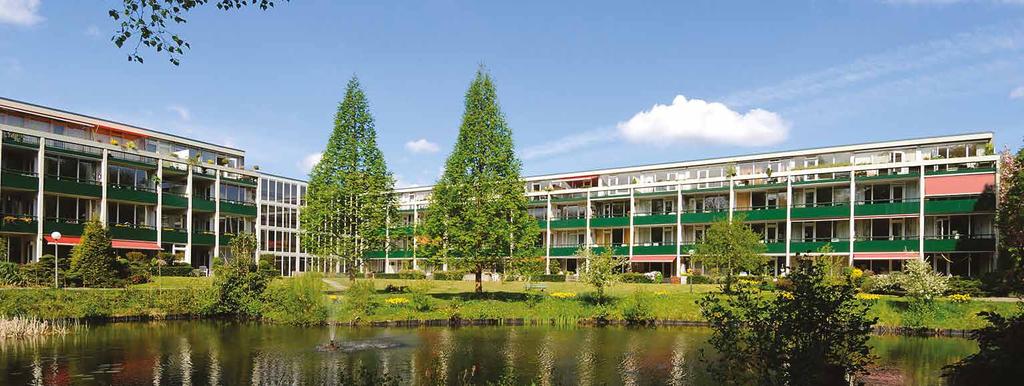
[0,321,976,385]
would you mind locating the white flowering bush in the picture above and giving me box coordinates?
[644,271,664,283]
[897,260,948,302]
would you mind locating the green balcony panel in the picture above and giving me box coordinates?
[218,234,235,246]
[390,249,414,258]
[680,211,727,224]
[1,171,38,191]
[924,198,995,215]
[632,244,676,255]
[107,186,158,204]
[0,218,37,234]
[162,193,189,209]
[790,241,850,254]
[634,214,677,226]
[3,135,39,150]
[537,219,547,229]
[192,232,215,246]
[161,230,188,244]
[589,216,629,228]
[764,242,786,254]
[593,245,629,256]
[792,177,850,186]
[110,226,157,241]
[220,201,257,217]
[393,226,414,236]
[364,250,386,259]
[857,173,919,182]
[680,244,697,254]
[550,218,586,229]
[854,239,918,253]
[45,146,102,160]
[44,221,84,237]
[791,205,851,219]
[192,198,216,212]
[549,246,581,257]
[734,208,786,222]
[924,238,996,253]
[854,201,919,217]
[925,167,996,176]
[44,177,101,197]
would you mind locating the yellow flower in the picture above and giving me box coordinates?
[385,297,410,305]
[653,290,669,297]
[327,295,338,302]
[550,292,576,299]
[856,293,881,300]
[850,268,864,279]
[948,294,971,304]
[779,291,795,300]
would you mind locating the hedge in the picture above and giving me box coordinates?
[529,274,567,282]
[152,265,196,277]
[686,275,714,284]
[619,272,654,283]
[432,271,467,281]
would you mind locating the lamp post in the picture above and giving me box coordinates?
[50,231,62,288]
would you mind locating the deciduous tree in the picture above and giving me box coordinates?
[419,67,540,293]
[691,215,768,292]
[577,245,626,303]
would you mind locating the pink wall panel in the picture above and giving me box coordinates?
[924,174,995,196]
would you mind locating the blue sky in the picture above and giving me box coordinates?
[1,1,1023,186]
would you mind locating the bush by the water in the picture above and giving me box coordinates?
[18,254,69,287]
[620,290,654,324]
[0,286,219,319]
[261,273,328,325]
[943,306,1024,385]
[68,218,125,287]
[343,280,379,317]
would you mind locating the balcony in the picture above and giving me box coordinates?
[220,199,257,216]
[2,132,40,149]
[925,166,996,176]
[680,209,728,224]
[593,244,630,256]
[392,226,414,236]
[853,236,919,253]
[161,193,189,209]
[1,169,38,191]
[107,184,158,204]
[924,197,995,215]
[790,238,850,254]
[764,241,786,254]
[632,244,676,255]
[854,199,920,217]
[364,250,386,259]
[161,227,188,244]
[0,214,37,234]
[924,235,996,253]
[633,211,677,226]
[791,202,851,220]
[192,231,215,246]
[550,215,587,229]
[192,195,216,212]
[589,214,629,228]
[109,223,157,241]
[390,249,414,258]
[733,206,786,221]
[44,175,102,197]
[43,219,85,236]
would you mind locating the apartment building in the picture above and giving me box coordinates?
[383,133,999,278]
[0,98,309,273]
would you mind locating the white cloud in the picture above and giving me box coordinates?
[404,138,440,154]
[85,25,100,37]
[617,95,789,147]
[520,128,618,160]
[167,105,191,121]
[0,0,43,26]
[299,152,322,173]
[1011,85,1024,99]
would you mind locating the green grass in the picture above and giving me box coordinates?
[325,278,1022,330]
[131,276,213,289]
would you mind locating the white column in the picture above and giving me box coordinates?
[156,159,163,247]
[213,171,221,261]
[849,173,856,266]
[994,156,1001,270]
[585,191,592,246]
[255,177,262,264]
[34,139,44,261]
[628,188,635,261]
[545,194,551,274]
[100,149,109,226]
[185,168,193,265]
[785,177,792,272]
[728,177,735,221]
[384,213,391,274]
[412,206,419,271]
[919,165,925,261]
[676,187,684,275]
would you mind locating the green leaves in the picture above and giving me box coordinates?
[420,67,540,292]
[691,215,769,288]
[69,218,123,288]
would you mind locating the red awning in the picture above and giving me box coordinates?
[630,255,677,263]
[43,236,161,251]
[44,235,81,246]
[112,240,162,250]
[558,175,598,182]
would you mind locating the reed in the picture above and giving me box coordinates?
[0,316,78,338]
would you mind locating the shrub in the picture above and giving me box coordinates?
[644,271,664,283]
[619,272,651,283]
[397,269,427,280]
[687,275,714,285]
[862,274,903,295]
[211,259,272,318]
[69,218,125,287]
[124,252,152,284]
[19,255,68,287]
[432,270,467,281]
[942,307,1024,385]
[620,290,654,325]
[530,274,567,282]
[261,273,328,325]
[407,284,433,312]
[258,253,281,277]
[152,264,195,277]
[0,261,22,286]
[898,260,948,302]
[946,277,987,297]
[344,280,378,316]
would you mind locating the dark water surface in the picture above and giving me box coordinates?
[0,321,976,385]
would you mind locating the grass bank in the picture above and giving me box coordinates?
[0,277,217,319]
[327,278,1022,330]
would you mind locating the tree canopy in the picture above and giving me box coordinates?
[419,67,540,293]
[300,76,396,280]
[691,215,768,291]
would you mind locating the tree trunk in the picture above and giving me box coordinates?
[475,268,483,293]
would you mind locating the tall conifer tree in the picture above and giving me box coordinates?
[300,76,397,280]
[420,67,540,293]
